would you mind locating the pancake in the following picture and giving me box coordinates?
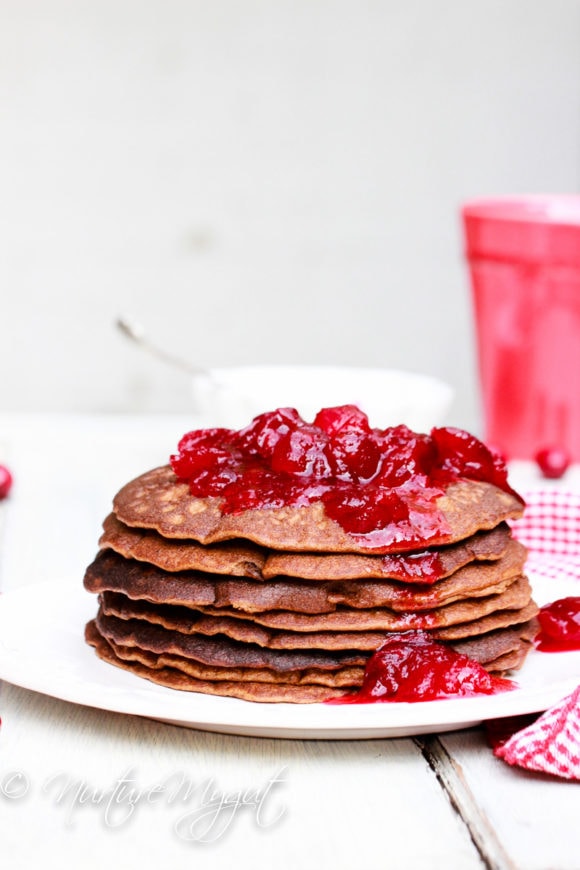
[89,617,534,684]
[87,620,534,702]
[84,540,527,616]
[189,575,533,633]
[86,622,363,687]
[94,610,368,673]
[92,605,537,674]
[449,619,537,663]
[98,589,538,654]
[112,466,524,554]
[256,603,541,651]
[431,599,539,640]
[87,610,536,705]
[86,621,351,703]
[99,513,266,578]
[261,523,513,582]
[100,512,512,584]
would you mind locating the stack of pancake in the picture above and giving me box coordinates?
[84,463,537,703]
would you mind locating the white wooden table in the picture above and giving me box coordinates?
[1,414,580,870]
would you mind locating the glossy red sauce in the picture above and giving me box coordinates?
[170,405,520,549]
[384,585,440,609]
[535,597,580,652]
[379,551,446,584]
[327,631,516,704]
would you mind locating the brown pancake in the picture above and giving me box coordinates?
[191,575,533,633]
[482,648,527,672]
[98,590,538,653]
[86,614,535,707]
[261,523,513,582]
[112,465,524,553]
[447,621,537,674]
[100,513,513,584]
[85,540,526,617]
[99,513,267,578]
[99,591,279,646]
[86,622,349,703]
[432,600,539,640]
[449,619,537,663]
[85,551,219,610]
[87,623,363,687]
[260,603,540,650]
[90,619,531,683]
[94,610,368,672]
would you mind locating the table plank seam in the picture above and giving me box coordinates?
[415,735,517,870]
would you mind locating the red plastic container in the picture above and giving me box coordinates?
[462,195,580,462]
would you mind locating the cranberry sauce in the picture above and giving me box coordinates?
[327,631,516,704]
[379,551,446,584]
[170,405,520,547]
[536,597,580,652]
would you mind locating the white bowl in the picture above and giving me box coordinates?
[191,365,454,432]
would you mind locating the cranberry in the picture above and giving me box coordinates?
[234,408,302,458]
[0,465,13,499]
[375,426,435,486]
[432,427,494,479]
[271,426,332,478]
[176,427,234,453]
[534,447,570,480]
[170,444,232,479]
[330,430,381,482]
[430,426,519,498]
[187,464,242,498]
[313,405,371,436]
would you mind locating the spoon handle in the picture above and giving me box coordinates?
[116,317,208,377]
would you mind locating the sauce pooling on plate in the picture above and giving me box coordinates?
[536,597,580,652]
[326,631,516,704]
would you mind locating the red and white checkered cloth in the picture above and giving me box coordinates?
[490,489,580,779]
[493,685,580,779]
[510,489,580,583]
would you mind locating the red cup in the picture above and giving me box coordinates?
[462,195,580,462]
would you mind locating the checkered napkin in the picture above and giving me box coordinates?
[492,686,580,779]
[487,489,580,779]
[511,489,580,581]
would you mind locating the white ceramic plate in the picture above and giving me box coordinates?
[191,365,454,431]
[0,576,579,740]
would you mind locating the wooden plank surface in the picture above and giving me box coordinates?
[0,683,484,869]
[439,728,580,870]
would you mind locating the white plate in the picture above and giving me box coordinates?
[0,577,579,740]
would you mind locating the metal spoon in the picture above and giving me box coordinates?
[116,317,210,378]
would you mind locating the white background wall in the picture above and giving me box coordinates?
[1,0,579,432]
